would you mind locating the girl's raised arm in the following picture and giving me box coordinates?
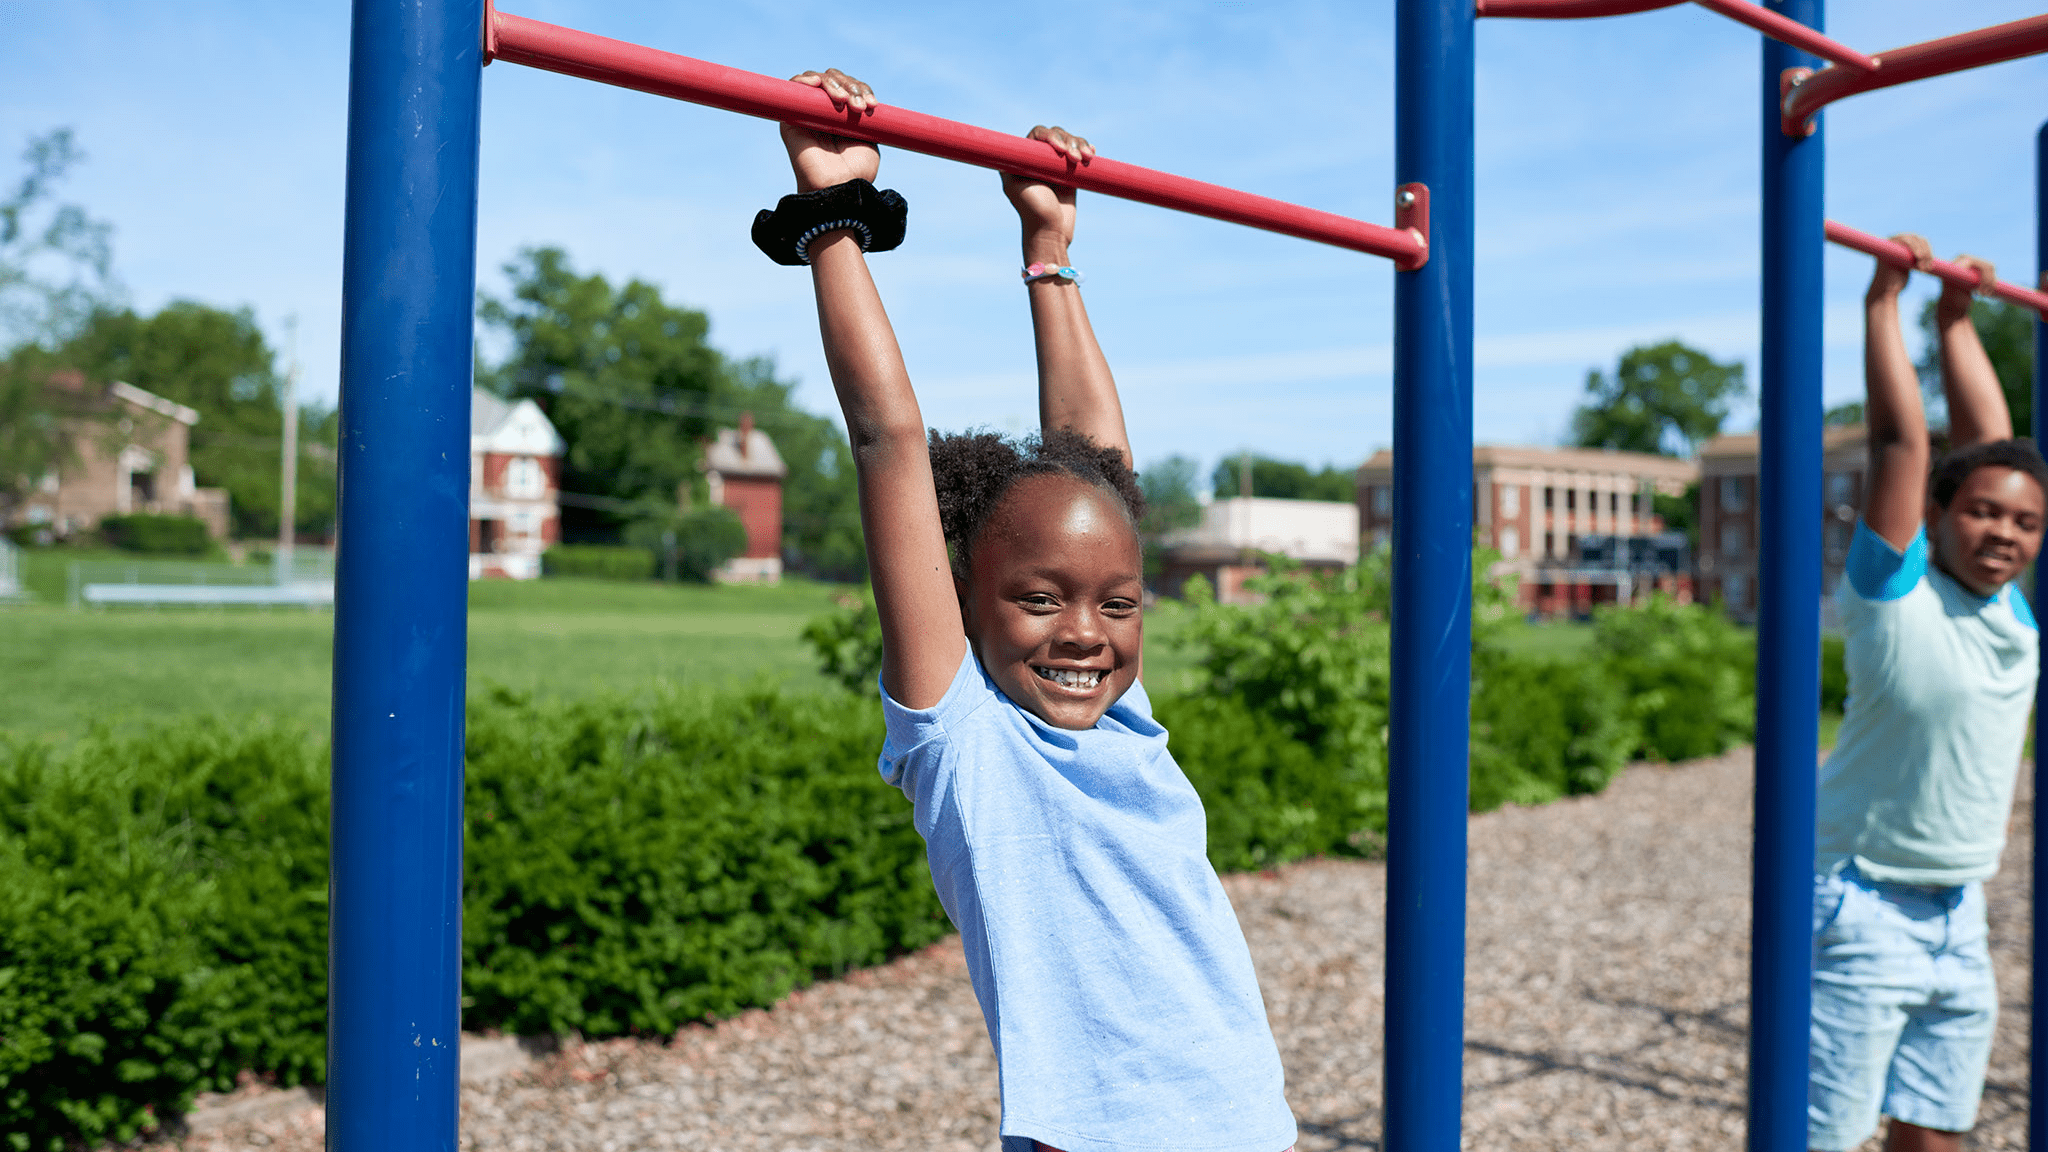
[1861,233,1932,550]
[783,70,964,708]
[1934,253,2013,451]
[1003,126,1132,467]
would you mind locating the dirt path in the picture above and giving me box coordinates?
[180,750,2036,1150]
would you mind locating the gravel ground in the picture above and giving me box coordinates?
[177,749,2036,1150]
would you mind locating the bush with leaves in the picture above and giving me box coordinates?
[461,684,945,1035]
[1591,595,1756,761]
[0,722,327,1151]
[542,544,657,581]
[801,587,884,694]
[98,513,211,555]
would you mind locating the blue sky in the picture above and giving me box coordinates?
[4,1,2043,479]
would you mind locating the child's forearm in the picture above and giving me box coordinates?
[811,231,922,446]
[1024,229,1131,465]
[1937,303,2011,448]
[1862,291,1923,450]
[1861,288,1929,545]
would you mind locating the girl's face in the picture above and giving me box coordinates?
[1930,465,2046,597]
[959,474,1145,731]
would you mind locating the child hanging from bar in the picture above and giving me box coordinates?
[1809,234,2046,1152]
[753,69,1296,1152]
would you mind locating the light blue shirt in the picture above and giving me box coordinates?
[880,649,1296,1152]
[1816,520,2038,886]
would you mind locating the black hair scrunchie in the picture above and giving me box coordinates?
[751,178,908,266]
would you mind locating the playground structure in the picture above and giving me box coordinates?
[328,1,2048,1149]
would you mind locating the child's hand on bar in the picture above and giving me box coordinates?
[781,68,879,193]
[1003,125,1094,264]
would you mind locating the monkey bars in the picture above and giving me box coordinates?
[332,3,2048,1151]
[485,5,1429,268]
[1826,220,2048,315]
[1782,15,2048,135]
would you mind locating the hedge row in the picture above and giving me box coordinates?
[0,687,949,1149]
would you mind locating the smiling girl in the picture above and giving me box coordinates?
[757,69,1295,1152]
[1809,235,2048,1152]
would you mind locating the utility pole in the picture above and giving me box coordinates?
[276,317,300,585]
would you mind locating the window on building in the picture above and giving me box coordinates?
[1608,492,1619,514]
[1499,527,1519,558]
[1545,531,1556,557]
[1565,489,1577,512]
[505,456,546,499]
[1720,475,1748,513]
[1500,485,1519,517]
[1720,523,1746,557]
[1371,485,1392,516]
[1722,574,1748,608]
[1544,487,1555,510]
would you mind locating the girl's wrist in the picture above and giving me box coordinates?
[1020,232,1069,268]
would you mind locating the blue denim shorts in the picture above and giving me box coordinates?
[1808,863,1995,1150]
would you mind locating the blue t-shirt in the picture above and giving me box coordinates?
[1816,521,2038,886]
[879,648,1296,1152]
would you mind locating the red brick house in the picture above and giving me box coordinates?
[703,413,786,583]
[6,372,230,542]
[469,389,564,580]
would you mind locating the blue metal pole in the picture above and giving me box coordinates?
[329,0,483,1147]
[1752,4,1824,1150]
[2031,116,2047,1152]
[1388,0,1474,1148]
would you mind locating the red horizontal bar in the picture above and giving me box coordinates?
[1689,0,1877,72]
[1783,15,2048,135]
[1475,0,1682,18]
[486,8,1427,268]
[1826,221,2048,316]
[1476,0,1878,71]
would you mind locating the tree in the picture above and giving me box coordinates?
[1568,340,1745,457]
[478,247,864,576]
[1137,454,1204,580]
[1,129,116,349]
[18,302,337,539]
[0,129,120,514]
[1915,298,2035,438]
[1209,454,1356,501]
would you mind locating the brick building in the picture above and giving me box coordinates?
[1696,424,1867,622]
[469,389,564,580]
[1358,444,1697,616]
[703,413,787,584]
[7,372,230,542]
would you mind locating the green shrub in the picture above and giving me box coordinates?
[97,514,210,556]
[460,684,945,1036]
[1469,647,1637,811]
[625,506,750,582]
[1592,596,1756,761]
[1821,633,1848,713]
[542,544,656,581]
[1160,694,1381,871]
[801,588,884,694]
[0,723,327,1151]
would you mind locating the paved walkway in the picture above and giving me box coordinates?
[180,750,2036,1150]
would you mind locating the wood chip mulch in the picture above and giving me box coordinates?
[173,748,2036,1150]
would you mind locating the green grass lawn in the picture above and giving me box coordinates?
[1,548,863,741]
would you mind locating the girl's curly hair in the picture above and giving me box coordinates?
[927,427,1146,578]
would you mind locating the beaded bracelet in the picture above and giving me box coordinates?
[1022,262,1083,284]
